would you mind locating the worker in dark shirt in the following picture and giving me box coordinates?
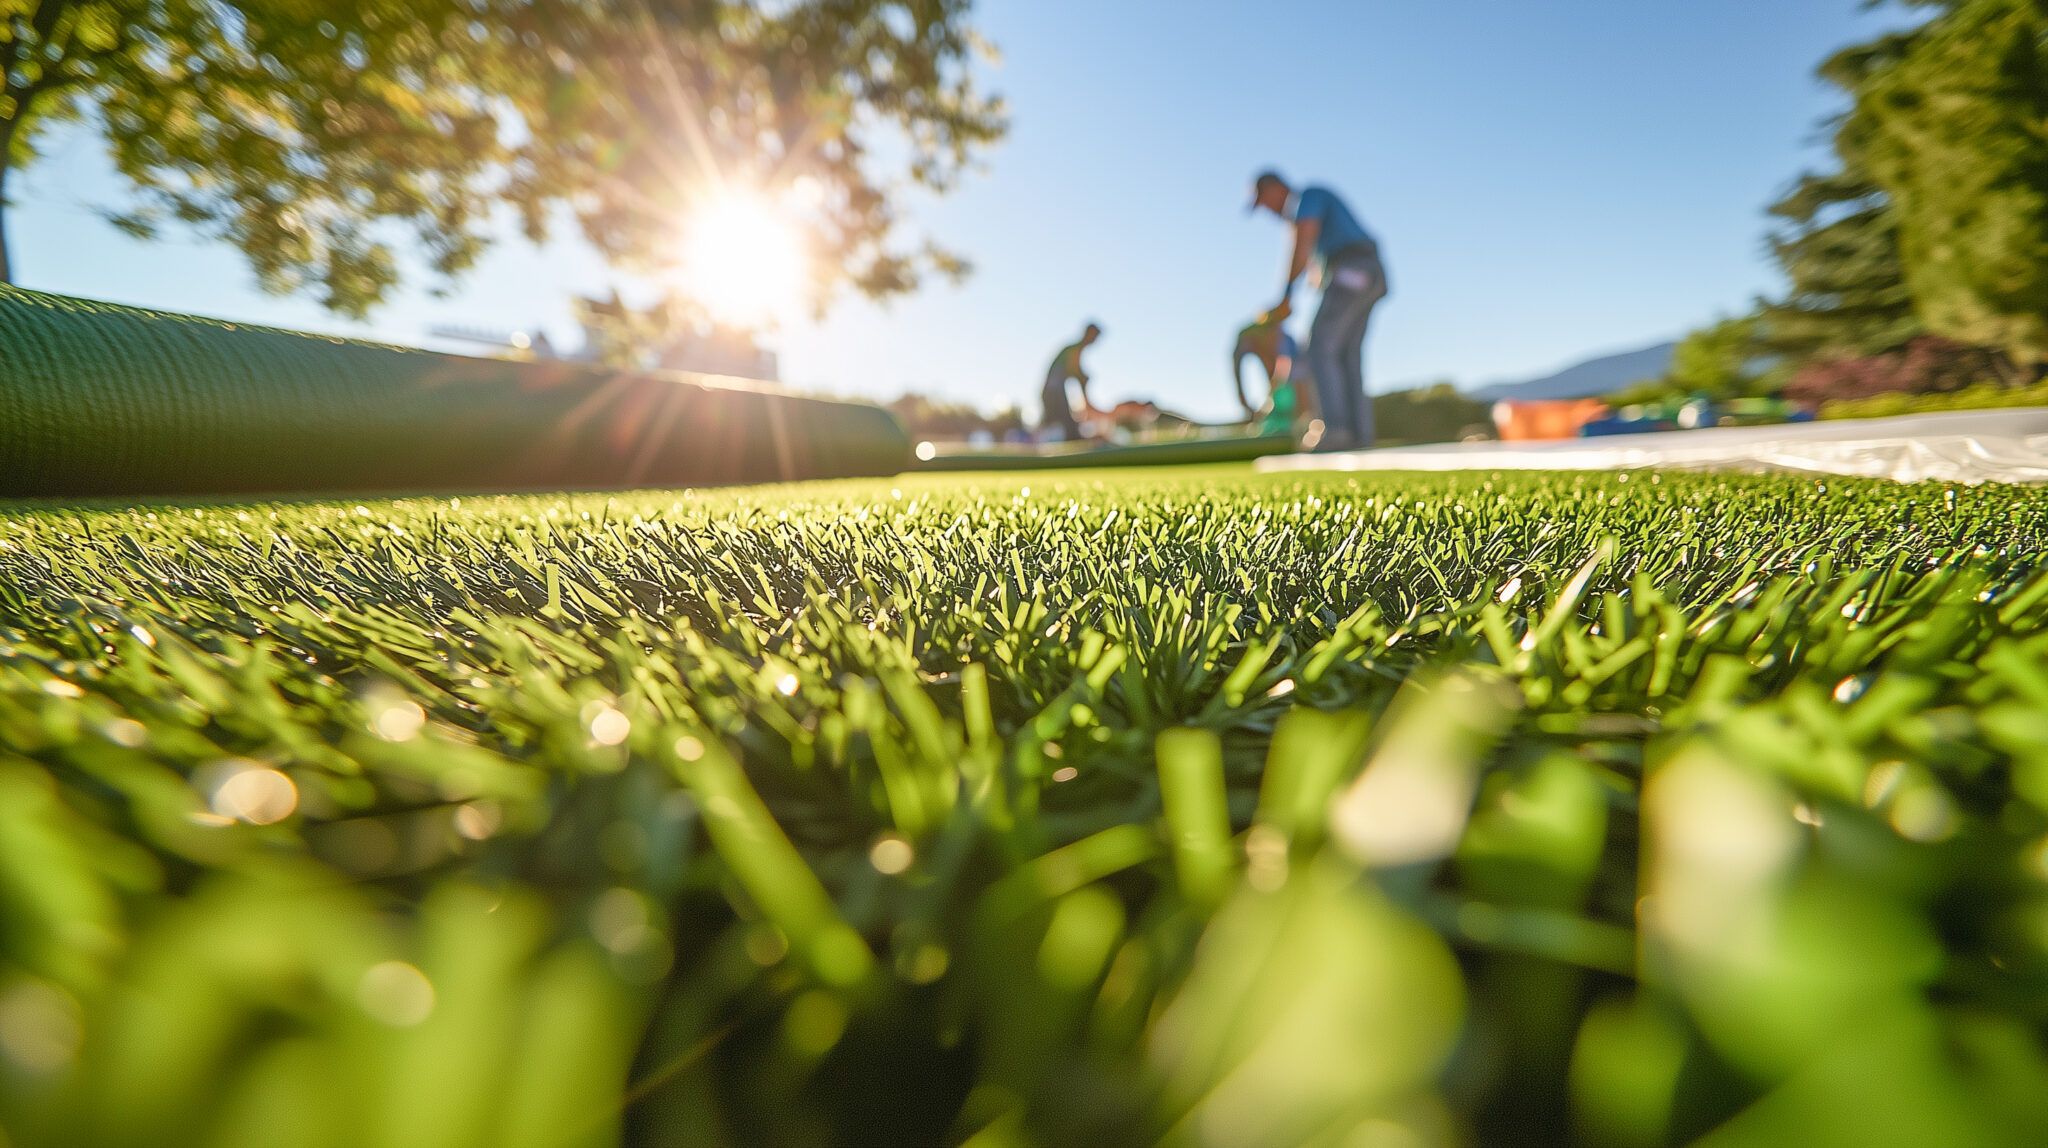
[1040,322,1101,442]
[1249,170,1389,452]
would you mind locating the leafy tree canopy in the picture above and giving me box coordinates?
[0,0,1005,318]
[1845,0,2048,366]
[1612,316,1774,406]
[1681,1,2021,389]
[1755,168,1921,364]
[1665,315,1771,399]
[1743,17,1930,368]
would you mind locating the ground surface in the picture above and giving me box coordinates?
[4,463,2048,1147]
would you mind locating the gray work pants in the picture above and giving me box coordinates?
[1306,244,1388,450]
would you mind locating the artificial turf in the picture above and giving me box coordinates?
[4,463,2048,1146]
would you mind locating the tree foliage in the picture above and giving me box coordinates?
[885,391,1024,439]
[1665,315,1769,398]
[1754,24,1938,366]
[1699,2,2040,391]
[510,0,1002,306]
[571,290,705,369]
[1755,169,1921,364]
[1844,0,2048,366]
[1371,383,1491,446]
[95,0,518,315]
[1614,316,1773,406]
[0,0,1004,318]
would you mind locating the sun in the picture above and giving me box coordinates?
[677,191,807,328]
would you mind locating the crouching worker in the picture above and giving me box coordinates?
[1233,305,1317,439]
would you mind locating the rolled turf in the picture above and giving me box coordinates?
[0,286,908,497]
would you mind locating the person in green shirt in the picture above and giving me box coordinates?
[1040,322,1101,442]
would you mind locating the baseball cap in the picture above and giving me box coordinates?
[1246,169,1285,213]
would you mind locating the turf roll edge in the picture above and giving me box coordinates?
[911,433,1296,471]
[0,286,909,496]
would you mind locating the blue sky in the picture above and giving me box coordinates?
[9,0,1913,422]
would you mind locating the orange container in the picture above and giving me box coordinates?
[1491,398,1611,442]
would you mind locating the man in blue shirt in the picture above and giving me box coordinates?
[1249,170,1389,451]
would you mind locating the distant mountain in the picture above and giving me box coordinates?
[1468,340,1676,402]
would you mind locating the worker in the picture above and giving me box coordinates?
[1248,170,1388,452]
[1232,308,1316,438]
[1040,322,1101,442]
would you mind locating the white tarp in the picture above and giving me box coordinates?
[1256,407,2048,485]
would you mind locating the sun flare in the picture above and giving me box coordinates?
[678,191,807,327]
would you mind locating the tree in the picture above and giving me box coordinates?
[571,290,704,369]
[509,0,1004,309]
[885,391,1024,440]
[5,0,524,312]
[0,0,1004,318]
[1609,316,1773,407]
[1846,0,2048,367]
[1754,169,1921,364]
[1751,23,1928,367]
[1663,316,1772,399]
[1372,383,1491,446]
[1656,0,2048,398]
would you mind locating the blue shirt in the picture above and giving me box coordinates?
[1288,186,1374,261]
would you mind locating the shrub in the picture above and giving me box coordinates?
[1374,382,1494,445]
[886,392,1027,441]
[1819,378,2048,419]
[1785,335,2013,405]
